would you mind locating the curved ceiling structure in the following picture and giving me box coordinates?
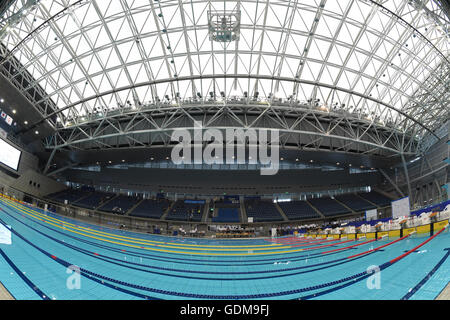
[0,0,448,151]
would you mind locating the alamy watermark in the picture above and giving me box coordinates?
[366,265,381,290]
[66,265,81,290]
[170,121,280,175]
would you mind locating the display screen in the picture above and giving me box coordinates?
[0,138,21,171]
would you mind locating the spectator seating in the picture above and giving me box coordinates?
[278,200,321,220]
[212,208,240,223]
[245,200,283,222]
[358,191,391,207]
[335,194,376,212]
[73,192,115,210]
[308,197,351,217]
[98,195,140,215]
[48,189,89,204]
[129,199,170,219]
[166,200,204,222]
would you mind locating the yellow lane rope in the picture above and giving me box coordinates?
[0,196,313,256]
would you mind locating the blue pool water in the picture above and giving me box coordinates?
[0,197,448,300]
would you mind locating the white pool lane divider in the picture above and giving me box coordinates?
[0,222,12,245]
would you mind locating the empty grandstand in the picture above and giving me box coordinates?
[277,200,321,221]
[129,199,170,220]
[245,200,283,222]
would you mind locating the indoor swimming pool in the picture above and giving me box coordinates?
[0,196,448,300]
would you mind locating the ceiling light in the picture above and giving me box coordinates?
[35,130,39,135]
[12,109,16,114]
[24,121,28,125]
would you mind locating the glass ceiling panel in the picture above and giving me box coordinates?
[0,0,448,136]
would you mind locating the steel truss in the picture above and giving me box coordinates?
[43,102,420,158]
[0,0,447,151]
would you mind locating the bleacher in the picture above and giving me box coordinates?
[308,197,351,217]
[98,195,140,215]
[358,191,391,207]
[165,200,204,221]
[278,200,320,220]
[73,192,115,210]
[48,189,89,204]
[335,194,376,212]
[245,200,283,222]
[212,208,240,223]
[129,199,170,219]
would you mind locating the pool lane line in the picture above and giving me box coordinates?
[0,213,376,279]
[4,200,448,299]
[2,222,396,298]
[0,220,159,300]
[401,249,450,300]
[298,227,448,300]
[390,226,448,263]
[321,239,377,254]
[2,200,290,252]
[6,212,441,300]
[0,199,294,251]
[2,214,380,280]
[0,219,49,300]
[10,199,350,252]
[0,249,50,300]
[1,207,373,267]
[2,200,295,253]
[346,234,411,259]
[0,200,353,256]
[2,198,282,249]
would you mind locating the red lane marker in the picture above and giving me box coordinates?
[289,239,344,248]
[269,237,327,243]
[93,252,99,256]
[390,227,447,264]
[346,234,410,259]
[50,255,57,259]
[298,239,355,251]
[321,239,377,254]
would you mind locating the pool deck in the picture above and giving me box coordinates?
[0,282,14,300]
[435,282,450,300]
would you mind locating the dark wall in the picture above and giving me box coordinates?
[62,167,381,195]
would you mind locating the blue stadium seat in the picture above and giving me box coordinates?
[212,208,240,223]
[308,197,351,217]
[358,192,391,207]
[129,199,170,219]
[278,201,320,220]
[166,200,204,221]
[98,195,140,214]
[245,200,283,222]
[335,194,376,212]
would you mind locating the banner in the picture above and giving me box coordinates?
[365,209,377,221]
[392,196,410,218]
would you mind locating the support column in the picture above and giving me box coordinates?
[401,153,413,205]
